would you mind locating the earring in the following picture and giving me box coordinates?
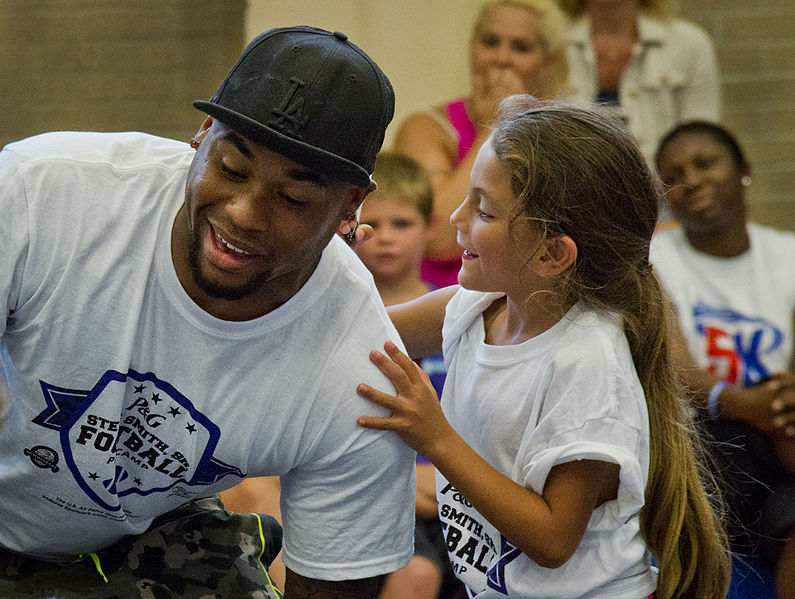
[741,175,752,187]
[189,138,200,149]
[342,211,358,245]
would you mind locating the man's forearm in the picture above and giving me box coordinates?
[284,568,384,599]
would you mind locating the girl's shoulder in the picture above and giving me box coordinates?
[442,289,503,341]
[550,307,634,371]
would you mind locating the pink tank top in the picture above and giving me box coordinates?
[446,98,477,166]
[419,99,476,289]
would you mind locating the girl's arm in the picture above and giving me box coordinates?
[386,286,457,359]
[357,342,620,568]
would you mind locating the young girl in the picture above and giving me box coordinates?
[356,97,730,598]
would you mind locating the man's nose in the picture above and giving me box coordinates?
[224,191,267,231]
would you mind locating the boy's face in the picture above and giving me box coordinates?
[355,194,429,283]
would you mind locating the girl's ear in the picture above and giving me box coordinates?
[536,235,577,277]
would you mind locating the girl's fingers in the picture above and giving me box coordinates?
[357,383,399,412]
[369,350,413,392]
[356,415,396,431]
[382,342,426,385]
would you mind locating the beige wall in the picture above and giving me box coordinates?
[1,0,791,229]
[247,0,794,230]
[678,0,795,229]
[1,0,246,146]
[245,0,482,150]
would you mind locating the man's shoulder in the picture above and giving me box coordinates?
[3,131,191,173]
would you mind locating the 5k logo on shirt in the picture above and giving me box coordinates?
[694,301,784,386]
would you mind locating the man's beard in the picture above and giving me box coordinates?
[186,227,268,301]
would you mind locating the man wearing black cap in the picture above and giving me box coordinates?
[0,27,415,598]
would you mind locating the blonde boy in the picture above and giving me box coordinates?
[356,152,435,306]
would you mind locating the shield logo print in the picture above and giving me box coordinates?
[35,370,243,511]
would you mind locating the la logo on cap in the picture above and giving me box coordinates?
[268,77,310,139]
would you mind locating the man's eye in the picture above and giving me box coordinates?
[280,193,308,208]
[221,163,246,179]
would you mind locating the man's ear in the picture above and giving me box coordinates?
[346,184,374,219]
[337,185,373,244]
[193,116,214,144]
[535,235,577,277]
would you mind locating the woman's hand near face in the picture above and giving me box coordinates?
[470,67,527,129]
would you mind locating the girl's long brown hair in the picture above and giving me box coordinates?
[491,96,731,598]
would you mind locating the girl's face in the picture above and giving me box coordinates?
[656,132,746,235]
[355,194,429,283]
[470,4,548,95]
[451,140,545,295]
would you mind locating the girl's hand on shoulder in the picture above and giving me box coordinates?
[357,341,454,458]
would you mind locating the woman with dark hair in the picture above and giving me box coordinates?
[652,120,795,599]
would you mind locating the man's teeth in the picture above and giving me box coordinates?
[216,233,251,255]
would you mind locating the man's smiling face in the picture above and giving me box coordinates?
[175,117,363,320]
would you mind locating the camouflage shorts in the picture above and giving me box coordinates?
[0,495,283,599]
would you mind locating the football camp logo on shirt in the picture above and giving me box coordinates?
[438,481,520,595]
[31,370,243,512]
[693,301,784,386]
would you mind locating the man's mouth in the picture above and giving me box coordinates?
[215,231,252,255]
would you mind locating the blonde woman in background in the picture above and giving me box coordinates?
[559,0,721,164]
[393,0,570,289]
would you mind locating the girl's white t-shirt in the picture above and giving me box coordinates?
[438,289,657,598]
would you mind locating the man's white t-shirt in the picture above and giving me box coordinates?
[0,131,415,581]
[437,289,657,598]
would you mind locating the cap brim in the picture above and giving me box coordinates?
[194,100,372,188]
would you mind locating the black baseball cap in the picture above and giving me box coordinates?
[194,26,394,188]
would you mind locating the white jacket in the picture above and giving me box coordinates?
[567,14,721,162]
